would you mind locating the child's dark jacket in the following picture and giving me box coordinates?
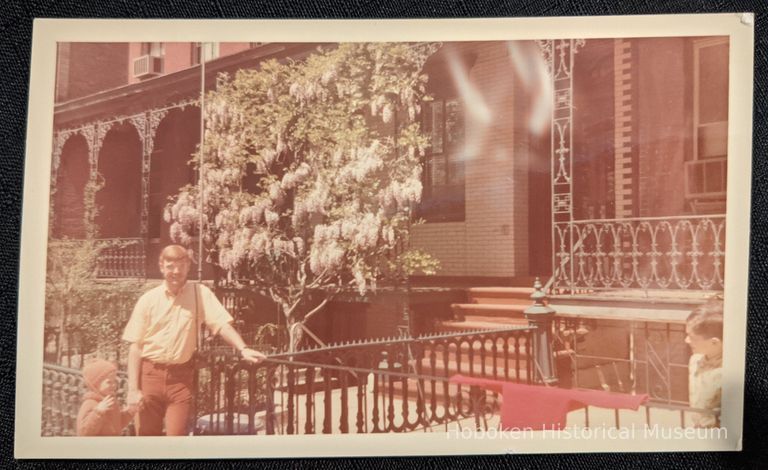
[76,391,133,436]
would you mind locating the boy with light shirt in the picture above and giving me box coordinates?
[684,300,724,428]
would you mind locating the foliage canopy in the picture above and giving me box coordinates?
[166,43,441,327]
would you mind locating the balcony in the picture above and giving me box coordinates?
[553,215,725,292]
[95,238,146,279]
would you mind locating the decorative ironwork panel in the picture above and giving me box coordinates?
[51,98,198,239]
[94,238,147,279]
[538,39,585,288]
[147,108,168,155]
[553,215,725,291]
[555,88,571,110]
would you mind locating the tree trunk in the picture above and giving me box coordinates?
[55,302,67,365]
[287,320,303,354]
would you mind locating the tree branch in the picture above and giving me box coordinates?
[301,296,332,324]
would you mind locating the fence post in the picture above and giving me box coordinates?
[524,278,558,385]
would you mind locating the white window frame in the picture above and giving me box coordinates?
[686,37,729,202]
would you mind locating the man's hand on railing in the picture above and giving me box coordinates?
[239,347,267,364]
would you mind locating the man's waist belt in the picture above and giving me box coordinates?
[141,358,194,370]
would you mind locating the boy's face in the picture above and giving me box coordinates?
[685,325,723,358]
[98,373,118,396]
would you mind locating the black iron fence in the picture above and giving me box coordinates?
[40,281,720,436]
[195,326,535,435]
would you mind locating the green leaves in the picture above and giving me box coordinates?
[45,239,147,363]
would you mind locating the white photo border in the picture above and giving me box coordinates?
[15,14,754,458]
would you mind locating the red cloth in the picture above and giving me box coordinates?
[450,374,648,430]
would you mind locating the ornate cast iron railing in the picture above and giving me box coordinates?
[96,238,146,278]
[553,215,725,292]
[47,237,146,279]
[194,326,535,435]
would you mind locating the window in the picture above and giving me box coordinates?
[416,98,466,222]
[191,42,220,65]
[140,42,164,57]
[685,38,728,206]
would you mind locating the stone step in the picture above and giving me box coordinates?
[451,315,530,326]
[466,287,535,305]
[450,303,528,318]
[438,318,527,333]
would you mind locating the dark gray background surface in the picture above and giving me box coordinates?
[1,0,766,467]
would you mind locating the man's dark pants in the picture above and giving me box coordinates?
[136,358,194,436]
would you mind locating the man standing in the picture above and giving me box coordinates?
[122,245,265,436]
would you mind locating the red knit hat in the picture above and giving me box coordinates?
[82,359,117,393]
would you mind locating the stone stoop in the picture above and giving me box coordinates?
[438,286,535,332]
[389,287,540,402]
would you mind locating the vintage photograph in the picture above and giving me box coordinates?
[16,16,753,457]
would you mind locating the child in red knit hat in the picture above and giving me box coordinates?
[76,359,135,436]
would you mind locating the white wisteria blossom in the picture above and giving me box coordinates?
[165,42,440,349]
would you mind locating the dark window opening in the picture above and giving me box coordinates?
[416,97,466,222]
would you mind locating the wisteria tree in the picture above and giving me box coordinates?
[166,43,440,348]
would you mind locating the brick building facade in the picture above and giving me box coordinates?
[50,37,728,290]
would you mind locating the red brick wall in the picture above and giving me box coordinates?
[54,43,71,102]
[412,41,528,278]
[164,43,195,76]
[127,42,143,84]
[128,42,255,85]
[95,124,143,238]
[56,43,129,102]
[219,42,251,56]
[636,38,689,217]
[411,223,467,275]
[613,39,635,218]
[53,134,90,238]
